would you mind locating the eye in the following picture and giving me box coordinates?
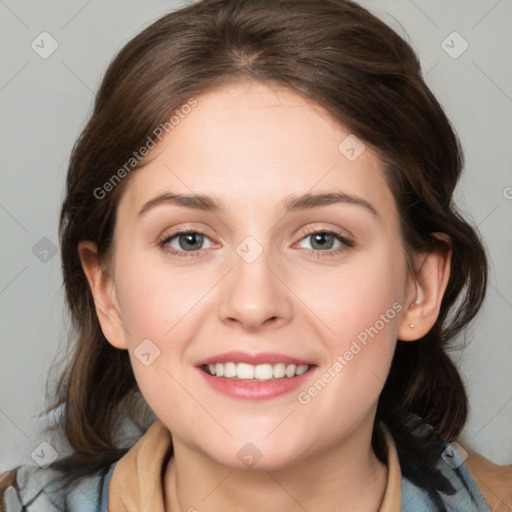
[296,228,353,257]
[159,230,213,257]
[158,227,353,259]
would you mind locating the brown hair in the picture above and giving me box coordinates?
[51,0,487,492]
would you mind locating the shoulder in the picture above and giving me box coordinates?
[0,462,116,512]
[461,445,512,512]
[390,416,509,511]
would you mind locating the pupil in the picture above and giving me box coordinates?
[312,233,334,250]
[180,233,202,251]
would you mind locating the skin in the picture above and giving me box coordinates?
[80,80,451,511]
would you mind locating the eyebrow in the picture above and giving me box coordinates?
[137,191,378,217]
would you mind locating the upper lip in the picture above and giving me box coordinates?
[196,351,315,367]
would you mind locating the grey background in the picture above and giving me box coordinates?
[1,0,511,472]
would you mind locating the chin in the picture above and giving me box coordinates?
[203,437,309,472]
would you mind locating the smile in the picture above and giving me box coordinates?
[196,351,317,399]
[201,362,310,381]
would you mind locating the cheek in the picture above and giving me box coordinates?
[115,267,193,422]
[315,243,406,336]
[305,246,405,399]
[113,258,211,405]
[115,258,204,344]
[297,307,400,437]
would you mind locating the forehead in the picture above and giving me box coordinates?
[118,80,396,220]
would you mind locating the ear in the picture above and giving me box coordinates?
[78,241,128,349]
[397,233,452,341]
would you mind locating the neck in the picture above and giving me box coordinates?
[164,418,388,512]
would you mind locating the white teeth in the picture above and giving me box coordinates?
[285,364,296,377]
[204,362,310,381]
[224,362,237,378]
[254,364,273,380]
[273,363,286,378]
[296,364,309,376]
[236,363,254,379]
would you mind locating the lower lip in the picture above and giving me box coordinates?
[196,367,316,400]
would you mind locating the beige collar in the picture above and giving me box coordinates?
[108,420,402,511]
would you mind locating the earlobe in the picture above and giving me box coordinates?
[78,241,128,349]
[398,233,452,341]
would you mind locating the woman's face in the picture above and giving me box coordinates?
[96,80,416,469]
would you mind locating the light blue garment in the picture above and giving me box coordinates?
[400,444,490,511]
[3,438,491,511]
[3,463,113,512]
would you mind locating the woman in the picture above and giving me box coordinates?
[1,0,510,510]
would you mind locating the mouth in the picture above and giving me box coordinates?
[195,351,317,399]
[196,353,317,400]
[200,362,312,381]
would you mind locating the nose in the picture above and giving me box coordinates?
[217,244,294,332]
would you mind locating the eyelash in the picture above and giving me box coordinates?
[158,228,354,259]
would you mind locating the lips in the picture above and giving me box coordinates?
[195,351,317,400]
[195,351,314,367]
[202,361,310,380]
